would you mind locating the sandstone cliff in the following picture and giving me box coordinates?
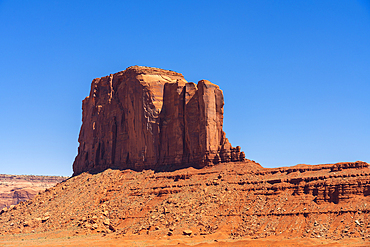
[73,66,244,176]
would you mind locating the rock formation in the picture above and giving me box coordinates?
[73,66,244,176]
[2,161,370,241]
[0,174,67,209]
[0,66,369,243]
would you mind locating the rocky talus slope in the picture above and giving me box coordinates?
[0,174,67,209]
[1,161,370,240]
[73,66,244,176]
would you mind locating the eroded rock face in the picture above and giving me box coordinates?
[73,66,244,176]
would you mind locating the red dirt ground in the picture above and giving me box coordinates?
[1,160,370,246]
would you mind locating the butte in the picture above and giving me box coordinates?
[73,66,245,176]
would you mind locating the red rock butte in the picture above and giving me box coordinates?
[73,66,245,176]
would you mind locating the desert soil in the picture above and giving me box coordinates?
[1,231,370,247]
[1,160,370,246]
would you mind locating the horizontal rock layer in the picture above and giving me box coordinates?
[2,161,370,240]
[73,66,244,176]
[0,174,67,209]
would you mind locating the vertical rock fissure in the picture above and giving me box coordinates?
[111,116,117,166]
[95,142,100,167]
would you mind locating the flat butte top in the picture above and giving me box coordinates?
[126,65,184,77]
[92,66,187,110]
[109,66,186,82]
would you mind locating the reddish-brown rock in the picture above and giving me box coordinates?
[2,160,370,242]
[0,174,67,209]
[73,66,244,176]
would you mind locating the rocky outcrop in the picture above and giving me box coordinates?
[73,66,244,176]
[2,161,370,240]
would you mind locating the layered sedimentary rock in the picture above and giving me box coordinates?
[2,161,370,240]
[73,66,244,176]
[0,174,67,209]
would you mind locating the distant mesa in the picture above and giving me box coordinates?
[0,174,67,209]
[73,66,245,176]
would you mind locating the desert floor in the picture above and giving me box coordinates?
[0,231,369,247]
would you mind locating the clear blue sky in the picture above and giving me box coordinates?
[0,0,369,176]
